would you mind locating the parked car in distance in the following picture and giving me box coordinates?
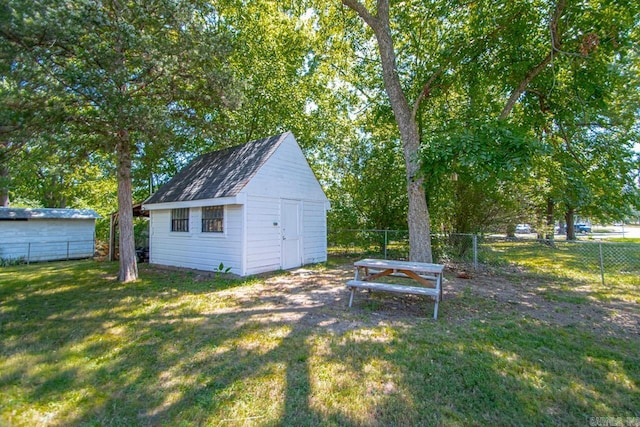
[515,224,532,234]
[575,223,591,233]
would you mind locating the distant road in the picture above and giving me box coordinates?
[590,225,640,239]
[491,225,640,240]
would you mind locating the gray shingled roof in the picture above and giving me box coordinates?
[144,132,289,205]
[0,208,101,220]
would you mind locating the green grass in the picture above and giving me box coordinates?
[1,260,639,426]
[479,240,640,304]
[609,237,640,243]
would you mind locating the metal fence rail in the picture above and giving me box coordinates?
[0,240,96,265]
[328,230,639,285]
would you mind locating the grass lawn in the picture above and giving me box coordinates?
[1,259,639,426]
[479,239,640,302]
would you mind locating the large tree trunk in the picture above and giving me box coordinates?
[116,133,138,282]
[343,0,433,263]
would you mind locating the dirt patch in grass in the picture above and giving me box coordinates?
[162,263,639,339]
[445,269,639,338]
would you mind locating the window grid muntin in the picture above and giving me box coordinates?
[202,206,223,233]
[171,208,189,232]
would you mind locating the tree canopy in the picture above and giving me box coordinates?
[1,0,638,278]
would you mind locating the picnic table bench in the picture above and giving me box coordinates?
[346,258,445,319]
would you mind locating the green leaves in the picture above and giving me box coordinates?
[424,120,538,182]
[1,0,638,238]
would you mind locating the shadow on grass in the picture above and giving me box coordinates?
[0,260,638,425]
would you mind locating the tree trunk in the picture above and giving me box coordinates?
[116,132,138,282]
[343,0,432,262]
[565,208,575,241]
[545,198,554,240]
[0,162,9,207]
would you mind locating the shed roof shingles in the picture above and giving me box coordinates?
[144,132,289,205]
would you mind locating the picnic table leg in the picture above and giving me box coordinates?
[432,272,442,320]
[349,266,360,308]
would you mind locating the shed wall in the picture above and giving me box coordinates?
[242,134,328,202]
[243,197,328,275]
[241,133,328,273]
[302,201,328,264]
[244,196,282,275]
[149,205,244,274]
[0,219,96,262]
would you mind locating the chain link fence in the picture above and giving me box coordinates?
[328,230,639,285]
[0,240,96,266]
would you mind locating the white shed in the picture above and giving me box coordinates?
[0,208,100,263]
[142,132,330,276]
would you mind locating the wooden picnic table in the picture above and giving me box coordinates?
[346,258,445,319]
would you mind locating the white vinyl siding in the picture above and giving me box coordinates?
[0,219,96,262]
[302,201,327,264]
[242,134,328,202]
[242,134,328,273]
[150,205,243,274]
[244,196,282,275]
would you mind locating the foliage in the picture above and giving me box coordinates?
[1,0,639,254]
[422,121,541,233]
[9,141,117,239]
[0,256,25,267]
[321,0,640,234]
[214,261,232,278]
[326,125,407,231]
[1,0,241,281]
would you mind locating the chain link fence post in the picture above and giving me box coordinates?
[473,234,478,271]
[384,230,388,259]
[598,241,605,286]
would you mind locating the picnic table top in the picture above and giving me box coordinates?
[354,258,445,273]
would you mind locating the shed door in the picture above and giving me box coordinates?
[281,200,302,270]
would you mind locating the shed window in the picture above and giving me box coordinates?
[171,208,189,232]
[202,206,224,233]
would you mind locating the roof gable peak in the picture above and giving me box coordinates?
[144,132,292,205]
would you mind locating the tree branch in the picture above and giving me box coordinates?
[411,67,444,120]
[341,0,377,29]
[499,0,566,120]
[499,52,553,120]
[557,121,587,171]
[375,0,389,23]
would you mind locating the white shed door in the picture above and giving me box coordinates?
[281,200,302,270]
